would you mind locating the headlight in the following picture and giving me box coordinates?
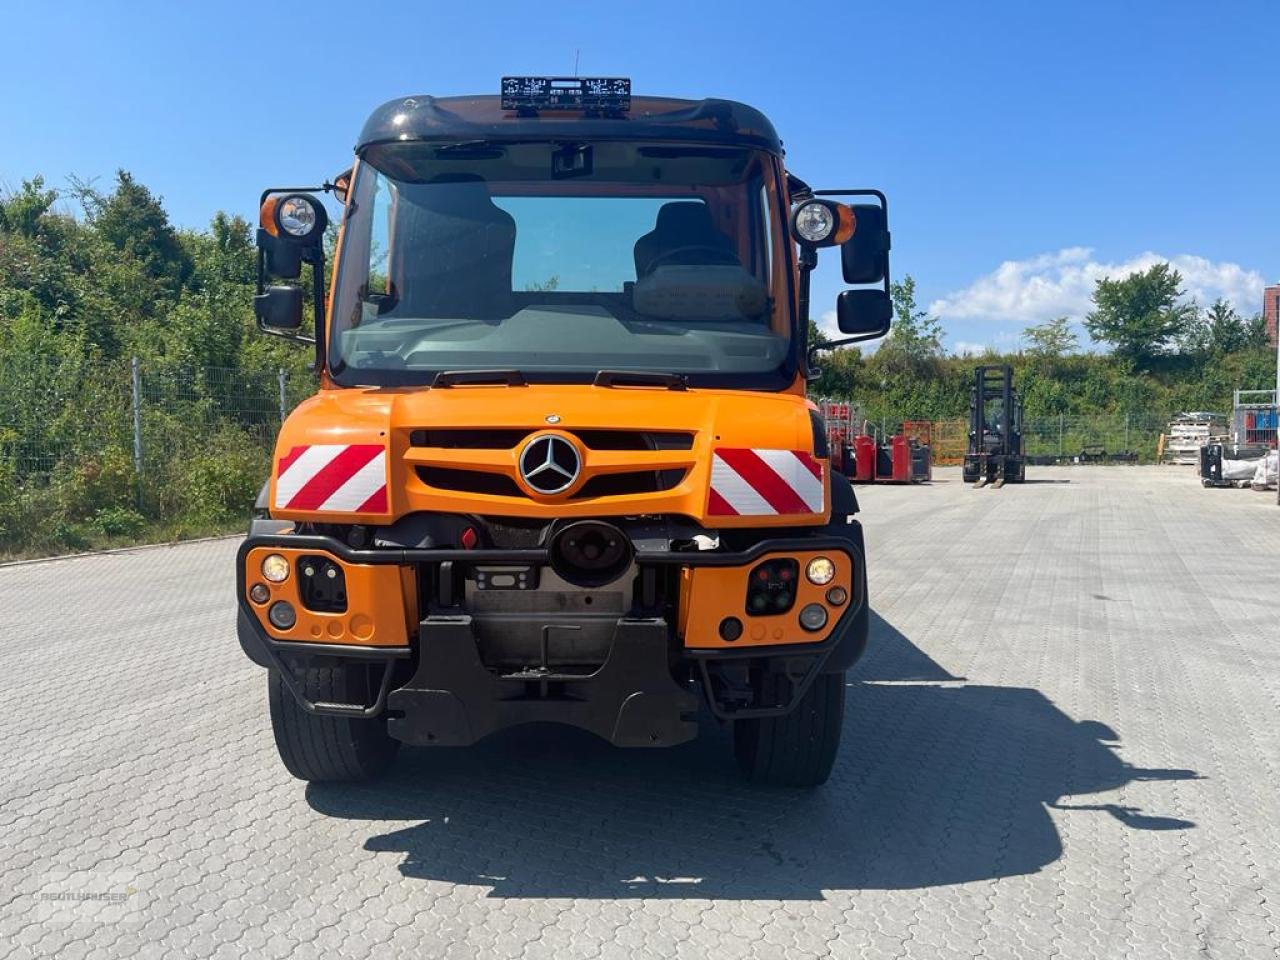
[793,201,835,244]
[278,195,319,238]
[805,556,836,586]
[261,553,290,583]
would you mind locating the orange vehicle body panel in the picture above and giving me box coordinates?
[267,385,830,528]
[678,549,853,649]
[244,546,416,647]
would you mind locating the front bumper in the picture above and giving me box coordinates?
[236,531,866,744]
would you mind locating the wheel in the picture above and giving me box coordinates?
[733,671,846,787]
[268,664,399,782]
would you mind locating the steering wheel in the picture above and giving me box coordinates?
[645,244,741,272]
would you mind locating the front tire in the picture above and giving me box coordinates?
[269,665,399,782]
[733,671,845,787]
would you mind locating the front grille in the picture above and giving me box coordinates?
[570,469,687,499]
[572,430,694,451]
[410,428,526,449]
[417,467,524,497]
[411,427,696,501]
[410,427,695,451]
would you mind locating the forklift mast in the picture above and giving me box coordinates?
[963,365,1026,487]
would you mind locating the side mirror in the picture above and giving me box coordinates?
[841,204,890,284]
[836,289,892,338]
[254,285,304,330]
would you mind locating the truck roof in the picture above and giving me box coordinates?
[356,95,783,156]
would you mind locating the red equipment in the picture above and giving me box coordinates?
[850,431,932,484]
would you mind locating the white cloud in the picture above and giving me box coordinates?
[818,309,841,341]
[928,248,1266,331]
[952,340,988,357]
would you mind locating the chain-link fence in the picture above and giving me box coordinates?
[1,364,1237,555]
[819,406,1183,466]
[0,358,315,554]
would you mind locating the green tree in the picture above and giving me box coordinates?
[1180,298,1256,356]
[0,177,58,236]
[1242,311,1271,350]
[1084,263,1194,366]
[81,170,193,297]
[884,275,944,360]
[1021,316,1078,357]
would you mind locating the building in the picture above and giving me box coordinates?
[1266,283,1280,347]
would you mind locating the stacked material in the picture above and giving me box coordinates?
[1249,450,1278,491]
[1203,448,1279,489]
[1162,412,1226,464]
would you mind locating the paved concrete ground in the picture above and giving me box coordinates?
[1,466,1278,959]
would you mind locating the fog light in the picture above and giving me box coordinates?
[826,585,848,606]
[719,617,743,642]
[799,603,828,632]
[261,553,290,583]
[249,583,270,604]
[805,556,835,586]
[268,601,297,630]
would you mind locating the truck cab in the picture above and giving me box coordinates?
[238,78,892,787]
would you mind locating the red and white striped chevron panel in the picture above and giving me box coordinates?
[274,444,388,513]
[708,448,824,516]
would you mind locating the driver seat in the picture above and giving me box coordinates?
[633,202,738,278]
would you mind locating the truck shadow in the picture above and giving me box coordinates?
[306,611,1198,899]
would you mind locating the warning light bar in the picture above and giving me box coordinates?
[500,76,632,115]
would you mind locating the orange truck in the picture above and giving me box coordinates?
[237,77,892,786]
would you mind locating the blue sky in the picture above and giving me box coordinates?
[2,0,1276,353]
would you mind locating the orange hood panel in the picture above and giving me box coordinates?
[268,384,827,528]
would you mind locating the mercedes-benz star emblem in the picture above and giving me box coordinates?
[519,434,581,495]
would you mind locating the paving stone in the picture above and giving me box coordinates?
[1,466,1277,958]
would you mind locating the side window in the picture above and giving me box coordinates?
[367,175,392,296]
[758,183,773,285]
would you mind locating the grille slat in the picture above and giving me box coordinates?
[410,428,694,451]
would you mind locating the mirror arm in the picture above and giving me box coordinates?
[307,247,327,372]
[797,246,818,380]
[256,323,316,346]
[815,332,881,351]
[812,187,888,218]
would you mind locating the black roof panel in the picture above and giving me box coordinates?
[356,95,783,155]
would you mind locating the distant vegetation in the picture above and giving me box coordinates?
[0,172,311,557]
[814,269,1275,423]
[1,171,1274,556]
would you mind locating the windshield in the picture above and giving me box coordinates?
[329,140,795,388]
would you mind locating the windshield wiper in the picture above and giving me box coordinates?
[433,369,527,387]
[593,370,688,391]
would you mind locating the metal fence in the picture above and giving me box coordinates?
[3,367,1206,486]
[0,357,314,510]
[820,406,1182,465]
